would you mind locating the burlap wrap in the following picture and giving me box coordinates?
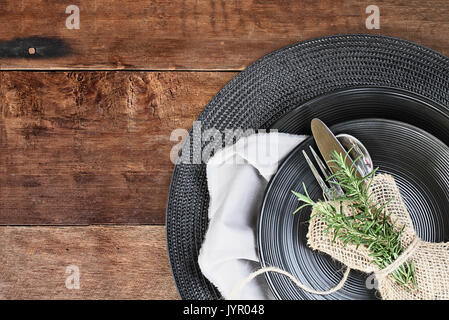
[307,174,449,300]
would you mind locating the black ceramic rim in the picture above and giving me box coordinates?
[258,119,449,300]
[166,34,449,300]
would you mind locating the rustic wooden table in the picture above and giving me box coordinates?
[0,0,447,299]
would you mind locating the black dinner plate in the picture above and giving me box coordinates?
[258,118,449,300]
[271,87,449,147]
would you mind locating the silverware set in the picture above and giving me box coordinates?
[304,119,373,200]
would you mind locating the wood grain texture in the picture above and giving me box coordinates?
[1,0,449,70]
[0,225,178,299]
[0,71,236,225]
[1,0,448,300]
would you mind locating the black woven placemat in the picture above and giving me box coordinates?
[166,34,449,300]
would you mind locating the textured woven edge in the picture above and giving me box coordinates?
[166,34,449,300]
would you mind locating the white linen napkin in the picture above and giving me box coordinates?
[198,132,307,299]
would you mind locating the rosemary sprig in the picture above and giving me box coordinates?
[293,151,416,289]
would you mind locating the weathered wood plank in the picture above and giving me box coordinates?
[1,0,449,70]
[0,71,237,225]
[0,225,178,299]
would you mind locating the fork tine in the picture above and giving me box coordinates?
[309,146,331,179]
[302,150,331,200]
[309,146,344,197]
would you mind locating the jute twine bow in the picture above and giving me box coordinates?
[229,236,420,299]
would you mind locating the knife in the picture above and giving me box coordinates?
[311,118,361,179]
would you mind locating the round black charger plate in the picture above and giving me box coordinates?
[258,119,449,300]
[166,34,449,299]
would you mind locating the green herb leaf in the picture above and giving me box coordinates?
[292,151,416,290]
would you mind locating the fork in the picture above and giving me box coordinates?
[302,147,344,200]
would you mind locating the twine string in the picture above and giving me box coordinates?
[374,236,420,281]
[229,266,351,299]
[229,236,420,299]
